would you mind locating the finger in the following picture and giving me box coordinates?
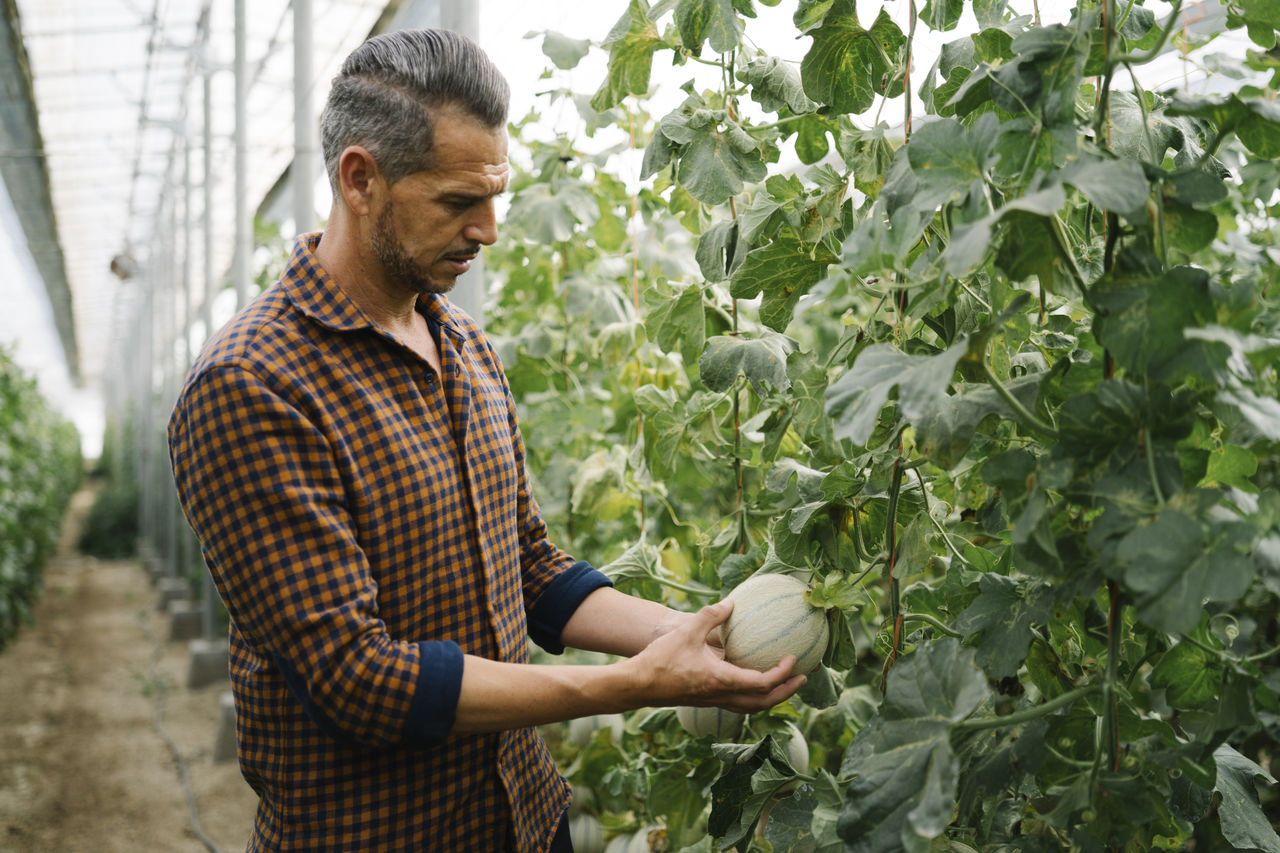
[719,674,807,713]
[693,599,734,637]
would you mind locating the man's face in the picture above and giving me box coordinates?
[370,107,510,295]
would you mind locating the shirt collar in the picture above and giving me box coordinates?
[283,232,462,341]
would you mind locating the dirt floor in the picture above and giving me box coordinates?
[0,487,258,853]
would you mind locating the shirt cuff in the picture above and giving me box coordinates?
[527,560,614,654]
[405,639,464,746]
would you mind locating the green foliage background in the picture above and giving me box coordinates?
[0,348,82,651]
[488,0,1280,850]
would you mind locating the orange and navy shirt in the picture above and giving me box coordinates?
[168,233,610,852]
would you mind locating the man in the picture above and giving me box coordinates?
[168,28,802,853]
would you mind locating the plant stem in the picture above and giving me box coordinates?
[904,0,916,141]
[911,467,974,567]
[901,612,963,638]
[1143,428,1166,508]
[953,683,1103,734]
[880,457,906,693]
[981,359,1059,437]
[1105,581,1123,772]
[650,574,718,598]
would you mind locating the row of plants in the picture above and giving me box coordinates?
[492,0,1280,850]
[0,347,82,651]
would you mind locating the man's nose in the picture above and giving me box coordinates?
[463,199,498,246]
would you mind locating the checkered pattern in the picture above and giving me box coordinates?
[168,234,582,852]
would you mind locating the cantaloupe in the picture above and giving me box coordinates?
[567,713,625,748]
[628,824,666,853]
[569,813,605,853]
[568,783,596,817]
[720,573,829,677]
[675,705,745,740]
[603,833,632,853]
[781,721,809,772]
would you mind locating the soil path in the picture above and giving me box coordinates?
[0,486,257,852]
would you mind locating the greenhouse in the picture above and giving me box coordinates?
[1,0,1278,850]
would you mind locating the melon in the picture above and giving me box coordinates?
[720,573,829,677]
[567,713,625,748]
[569,813,605,853]
[603,833,632,853]
[675,705,745,740]
[568,783,596,817]
[781,721,809,772]
[628,824,666,853]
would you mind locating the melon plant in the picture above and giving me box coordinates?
[502,0,1280,849]
[720,573,829,677]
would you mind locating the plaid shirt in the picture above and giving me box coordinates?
[169,234,609,852]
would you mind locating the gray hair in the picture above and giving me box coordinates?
[319,29,510,192]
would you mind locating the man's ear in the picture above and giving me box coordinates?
[336,146,383,217]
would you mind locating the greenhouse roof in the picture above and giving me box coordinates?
[2,0,396,387]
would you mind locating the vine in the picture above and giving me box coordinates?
[499,1,1280,850]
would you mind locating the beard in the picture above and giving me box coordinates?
[370,201,450,295]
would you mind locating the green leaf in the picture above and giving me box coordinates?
[1150,641,1221,708]
[914,376,1040,470]
[695,220,743,282]
[1203,443,1259,490]
[729,235,837,332]
[801,3,906,115]
[1059,155,1151,219]
[505,181,600,243]
[1219,386,1280,441]
[1003,23,1089,125]
[600,539,664,583]
[537,30,592,70]
[738,56,818,115]
[1213,744,1280,853]
[954,574,1054,680]
[1115,509,1256,634]
[794,0,835,33]
[837,121,895,198]
[591,0,664,111]
[920,0,963,32]
[943,183,1068,279]
[795,114,837,164]
[1092,261,1223,382]
[710,736,799,847]
[699,332,795,396]
[676,120,768,206]
[1167,92,1280,159]
[675,0,743,54]
[825,340,967,446]
[1109,91,1208,166]
[905,113,1003,211]
[645,279,706,364]
[837,639,989,853]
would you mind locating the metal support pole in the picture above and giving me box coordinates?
[202,61,215,338]
[234,0,250,311]
[293,0,316,235]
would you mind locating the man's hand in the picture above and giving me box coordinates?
[620,599,805,714]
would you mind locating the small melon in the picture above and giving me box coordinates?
[676,705,745,740]
[569,813,605,853]
[628,824,667,853]
[721,573,829,677]
[781,722,809,772]
[568,783,596,817]
[567,713,625,748]
[603,833,633,853]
